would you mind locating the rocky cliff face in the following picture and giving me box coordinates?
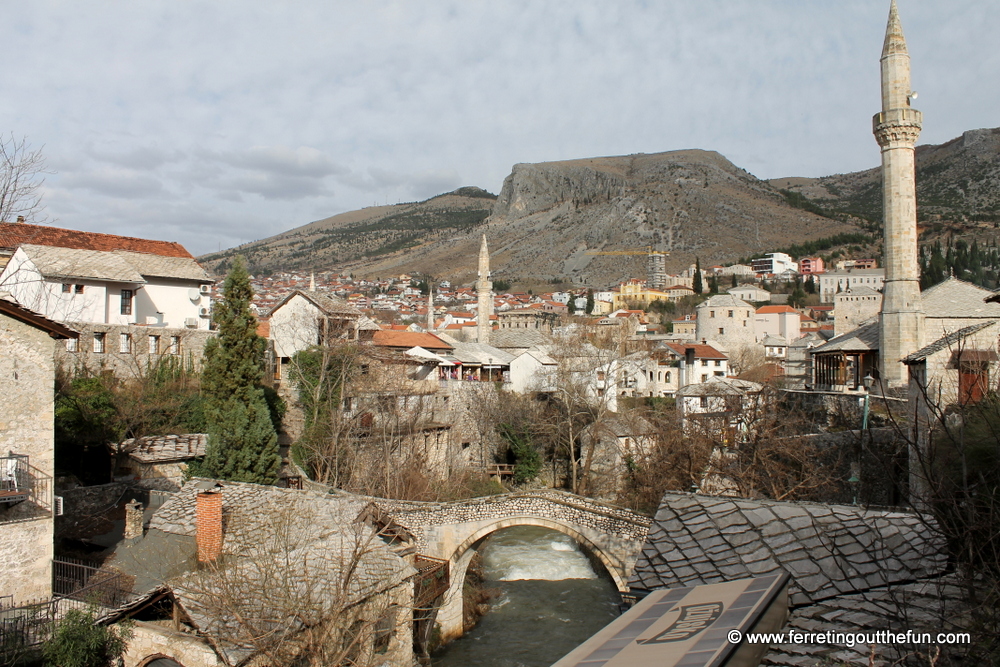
[474,150,857,286]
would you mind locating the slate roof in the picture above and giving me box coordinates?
[696,294,754,309]
[677,378,763,397]
[0,293,77,338]
[810,319,880,354]
[19,244,210,283]
[921,276,1000,319]
[268,289,362,318]
[0,221,193,258]
[486,328,552,350]
[442,339,515,366]
[629,493,948,608]
[126,434,208,463]
[902,320,996,363]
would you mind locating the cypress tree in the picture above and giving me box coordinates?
[197,256,280,484]
[585,289,595,314]
[692,258,703,295]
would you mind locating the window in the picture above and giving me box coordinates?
[715,360,722,367]
[74,284,85,294]
[148,335,160,355]
[93,332,105,353]
[596,370,605,381]
[665,371,671,382]
[167,336,181,355]
[710,310,715,317]
[718,327,725,335]
[701,374,708,382]
[728,310,734,317]
[119,333,132,353]
[699,396,709,408]
[61,284,71,293]
[65,337,78,352]
[701,360,709,367]
[714,371,725,377]
[120,289,133,315]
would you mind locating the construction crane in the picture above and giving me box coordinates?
[584,246,670,289]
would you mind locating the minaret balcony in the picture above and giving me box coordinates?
[873,108,922,132]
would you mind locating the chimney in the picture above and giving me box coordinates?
[124,500,144,541]
[685,347,696,367]
[16,216,25,223]
[196,489,223,563]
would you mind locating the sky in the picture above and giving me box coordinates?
[4,1,998,257]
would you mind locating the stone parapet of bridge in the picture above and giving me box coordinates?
[370,490,651,643]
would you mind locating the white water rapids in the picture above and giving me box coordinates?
[432,526,619,667]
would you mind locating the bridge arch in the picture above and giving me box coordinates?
[450,516,629,592]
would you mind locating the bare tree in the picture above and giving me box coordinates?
[0,134,50,224]
[174,502,413,667]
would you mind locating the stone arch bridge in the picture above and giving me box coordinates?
[372,490,651,641]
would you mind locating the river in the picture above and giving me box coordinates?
[431,526,621,667]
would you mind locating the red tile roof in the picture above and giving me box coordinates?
[663,342,728,359]
[755,305,799,314]
[372,330,453,351]
[0,222,193,258]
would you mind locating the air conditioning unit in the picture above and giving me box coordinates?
[54,496,64,517]
[200,284,212,295]
[199,307,211,317]
[184,317,198,328]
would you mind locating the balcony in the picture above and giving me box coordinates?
[0,454,52,522]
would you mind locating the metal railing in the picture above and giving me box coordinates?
[52,558,133,610]
[0,454,52,521]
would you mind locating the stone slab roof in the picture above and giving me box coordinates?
[126,434,208,463]
[21,244,145,283]
[762,575,968,666]
[629,493,947,607]
[489,328,552,350]
[697,294,754,309]
[0,292,78,338]
[268,289,362,318]
[810,320,880,354]
[921,276,1000,319]
[677,377,763,397]
[902,320,996,363]
[444,340,515,366]
[20,244,210,283]
[0,221,193,258]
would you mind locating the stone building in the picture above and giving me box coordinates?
[819,268,885,303]
[56,322,214,378]
[694,293,755,357]
[834,286,882,336]
[0,294,76,604]
[110,480,420,667]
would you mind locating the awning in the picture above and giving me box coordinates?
[405,346,455,366]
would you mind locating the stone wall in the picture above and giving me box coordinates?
[122,621,224,667]
[0,311,57,603]
[57,323,214,379]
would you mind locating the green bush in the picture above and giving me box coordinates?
[42,609,132,667]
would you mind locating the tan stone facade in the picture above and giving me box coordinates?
[0,301,73,604]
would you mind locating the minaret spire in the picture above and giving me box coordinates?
[476,234,493,345]
[426,285,434,332]
[874,0,923,387]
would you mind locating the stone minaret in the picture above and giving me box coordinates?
[476,234,492,344]
[426,286,434,332]
[875,0,924,388]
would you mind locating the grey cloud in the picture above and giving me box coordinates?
[58,168,167,199]
[217,146,345,178]
[88,145,182,170]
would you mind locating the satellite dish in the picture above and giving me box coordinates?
[909,91,918,99]
[188,288,201,301]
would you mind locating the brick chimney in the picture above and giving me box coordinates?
[196,489,223,563]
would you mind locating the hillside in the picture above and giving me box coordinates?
[198,186,497,277]
[771,127,1000,231]
[201,151,862,287]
